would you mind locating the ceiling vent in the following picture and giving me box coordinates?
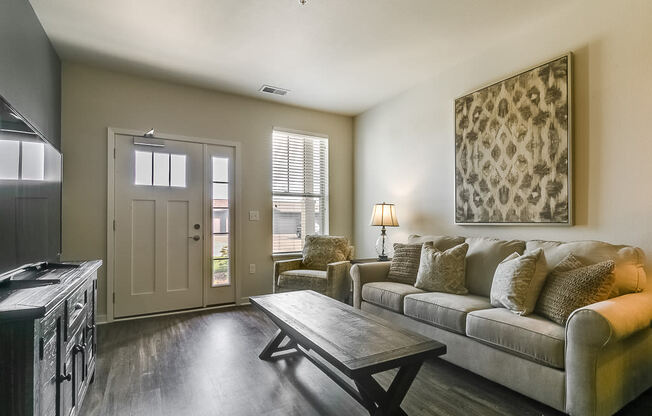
[259,85,289,96]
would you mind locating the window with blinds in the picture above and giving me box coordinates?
[272,130,328,254]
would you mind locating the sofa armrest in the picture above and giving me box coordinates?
[350,262,391,309]
[326,261,351,302]
[273,258,303,292]
[565,291,652,416]
[566,291,652,347]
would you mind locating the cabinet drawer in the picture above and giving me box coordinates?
[66,283,90,339]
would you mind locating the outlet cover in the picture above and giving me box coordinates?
[249,210,260,221]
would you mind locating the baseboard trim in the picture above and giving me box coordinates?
[96,314,108,325]
[239,296,251,305]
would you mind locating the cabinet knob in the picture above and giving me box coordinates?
[74,302,84,310]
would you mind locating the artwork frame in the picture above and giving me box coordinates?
[454,53,573,225]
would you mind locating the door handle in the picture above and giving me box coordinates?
[188,235,201,241]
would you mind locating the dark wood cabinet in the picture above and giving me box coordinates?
[0,261,101,416]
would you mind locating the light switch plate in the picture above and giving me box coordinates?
[249,210,260,221]
[249,264,256,274]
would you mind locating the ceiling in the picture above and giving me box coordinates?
[30,0,570,116]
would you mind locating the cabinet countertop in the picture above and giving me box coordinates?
[0,260,102,322]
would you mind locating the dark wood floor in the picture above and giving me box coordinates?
[80,306,652,416]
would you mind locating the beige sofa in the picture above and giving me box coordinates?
[351,235,652,416]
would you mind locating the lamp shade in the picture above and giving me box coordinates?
[370,203,399,227]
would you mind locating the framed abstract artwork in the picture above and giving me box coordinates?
[454,53,572,225]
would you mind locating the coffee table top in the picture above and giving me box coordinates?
[250,290,446,377]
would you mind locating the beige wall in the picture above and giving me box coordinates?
[62,63,353,318]
[354,0,652,273]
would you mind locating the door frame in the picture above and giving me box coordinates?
[106,127,243,323]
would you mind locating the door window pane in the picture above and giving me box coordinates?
[22,141,45,180]
[135,151,152,185]
[212,183,228,208]
[212,234,229,258]
[212,209,229,233]
[0,140,19,180]
[153,153,170,186]
[212,258,229,287]
[170,154,186,187]
[212,157,228,182]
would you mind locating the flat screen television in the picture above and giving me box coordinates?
[0,95,62,281]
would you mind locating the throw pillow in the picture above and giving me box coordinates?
[535,256,616,325]
[387,243,423,285]
[490,248,547,315]
[302,235,350,270]
[414,242,469,294]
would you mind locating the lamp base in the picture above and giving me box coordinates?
[377,255,389,262]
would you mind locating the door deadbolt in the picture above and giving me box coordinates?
[194,224,200,229]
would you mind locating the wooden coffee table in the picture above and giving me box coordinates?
[250,290,446,416]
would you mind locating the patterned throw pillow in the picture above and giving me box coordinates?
[535,254,616,325]
[302,235,350,270]
[490,248,547,315]
[387,243,423,285]
[414,242,469,294]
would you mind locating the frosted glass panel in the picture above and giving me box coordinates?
[212,157,228,182]
[135,151,152,185]
[22,141,44,180]
[0,140,19,180]
[170,154,186,187]
[153,152,170,186]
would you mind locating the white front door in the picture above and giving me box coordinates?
[113,134,204,317]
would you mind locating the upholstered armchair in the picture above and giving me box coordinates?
[273,235,354,302]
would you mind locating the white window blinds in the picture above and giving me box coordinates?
[272,130,328,253]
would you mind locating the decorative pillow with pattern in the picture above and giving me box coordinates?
[387,243,423,285]
[302,235,350,270]
[490,248,547,315]
[414,242,469,294]
[535,254,615,325]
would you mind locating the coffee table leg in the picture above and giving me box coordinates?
[354,362,422,416]
[259,329,299,361]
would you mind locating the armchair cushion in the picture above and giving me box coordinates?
[277,269,328,292]
[302,235,351,270]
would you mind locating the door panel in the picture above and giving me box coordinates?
[114,135,203,317]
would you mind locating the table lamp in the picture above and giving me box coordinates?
[370,202,399,261]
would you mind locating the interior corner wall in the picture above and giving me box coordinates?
[353,0,652,273]
[61,63,353,317]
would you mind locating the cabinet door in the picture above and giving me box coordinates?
[61,353,74,416]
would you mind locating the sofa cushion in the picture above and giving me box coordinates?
[403,292,493,334]
[466,308,566,369]
[387,243,423,285]
[277,269,328,292]
[465,237,526,297]
[490,248,548,315]
[526,240,647,297]
[361,282,424,313]
[302,235,350,270]
[415,242,469,294]
[408,234,466,251]
[536,257,615,325]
